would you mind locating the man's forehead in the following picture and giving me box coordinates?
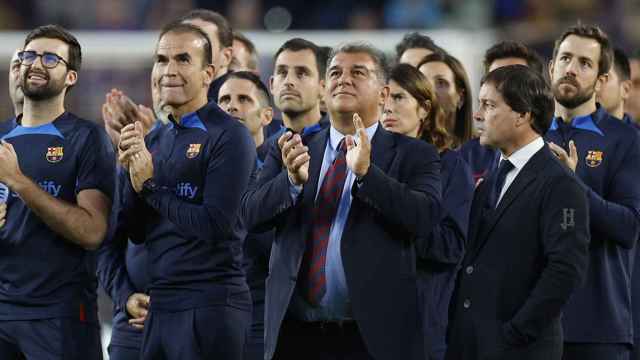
[330,52,376,69]
[559,35,601,59]
[24,38,68,53]
[479,82,501,99]
[225,78,256,92]
[222,79,258,97]
[157,33,206,54]
[276,50,316,66]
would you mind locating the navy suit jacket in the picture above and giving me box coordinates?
[446,145,590,360]
[242,125,442,360]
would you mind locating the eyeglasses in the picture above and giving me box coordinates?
[18,50,70,69]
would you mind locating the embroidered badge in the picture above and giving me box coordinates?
[585,150,603,168]
[186,144,202,159]
[46,147,64,163]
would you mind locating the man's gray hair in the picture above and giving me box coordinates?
[327,42,388,84]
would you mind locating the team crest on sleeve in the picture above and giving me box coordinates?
[46,146,64,163]
[585,150,603,168]
[186,144,202,159]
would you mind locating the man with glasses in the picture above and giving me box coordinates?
[0,25,115,359]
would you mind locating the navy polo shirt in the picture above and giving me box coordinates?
[0,112,115,320]
[118,101,256,312]
[545,106,640,344]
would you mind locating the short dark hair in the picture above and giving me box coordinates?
[418,52,473,145]
[395,32,442,61]
[223,71,272,107]
[482,64,554,135]
[274,38,324,79]
[179,9,233,48]
[329,42,388,84]
[552,23,613,77]
[24,24,82,72]
[612,48,631,81]
[232,31,258,71]
[158,21,213,66]
[483,41,544,75]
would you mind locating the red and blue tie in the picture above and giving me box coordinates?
[301,139,348,306]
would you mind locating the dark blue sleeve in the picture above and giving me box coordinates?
[577,134,640,249]
[416,154,473,264]
[241,137,296,232]
[96,169,137,313]
[143,125,256,241]
[76,126,116,201]
[352,140,442,238]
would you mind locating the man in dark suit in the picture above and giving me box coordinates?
[242,42,442,360]
[446,65,590,360]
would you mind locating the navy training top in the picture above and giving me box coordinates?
[545,105,640,344]
[117,101,256,312]
[0,112,115,320]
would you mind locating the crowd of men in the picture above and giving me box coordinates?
[0,8,639,360]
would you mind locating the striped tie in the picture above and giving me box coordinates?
[300,139,348,306]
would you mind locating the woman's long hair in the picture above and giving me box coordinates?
[417,52,473,148]
[388,63,454,152]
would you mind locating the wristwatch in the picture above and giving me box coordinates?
[140,178,159,196]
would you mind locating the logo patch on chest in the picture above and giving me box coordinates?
[46,147,64,163]
[186,144,202,159]
[585,150,603,168]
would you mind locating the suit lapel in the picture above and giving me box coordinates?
[468,146,547,261]
[466,181,491,260]
[302,128,329,208]
[370,126,397,173]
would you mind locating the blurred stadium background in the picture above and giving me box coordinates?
[0,0,638,358]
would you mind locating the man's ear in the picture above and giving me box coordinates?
[595,72,609,93]
[65,70,78,88]
[318,79,326,101]
[261,106,274,126]
[221,46,233,69]
[203,64,215,87]
[515,111,532,127]
[621,79,632,102]
[548,59,555,81]
[380,85,390,106]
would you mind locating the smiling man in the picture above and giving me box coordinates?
[0,25,115,359]
[243,42,442,360]
[544,24,640,360]
[116,21,255,360]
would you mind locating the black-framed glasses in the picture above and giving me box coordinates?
[17,50,70,69]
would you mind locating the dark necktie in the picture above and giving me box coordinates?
[300,139,348,306]
[488,159,514,209]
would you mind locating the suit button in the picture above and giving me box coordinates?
[466,266,474,275]
[463,299,471,309]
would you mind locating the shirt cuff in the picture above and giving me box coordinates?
[288,174,302,202]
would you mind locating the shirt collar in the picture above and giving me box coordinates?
[329,122,379,152]
[500,136,544,171]
[168,110,207,132]
[549,105,606,136]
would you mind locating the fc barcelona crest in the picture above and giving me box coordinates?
[46,147,64,163]
[585,150,603,168]
[186,144,202,159]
